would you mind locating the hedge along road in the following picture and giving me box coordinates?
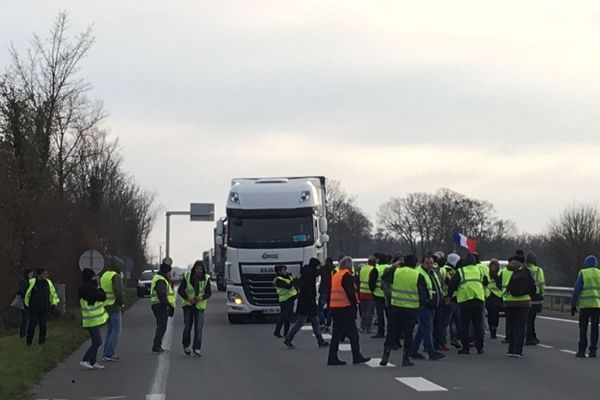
[32,290,596,400]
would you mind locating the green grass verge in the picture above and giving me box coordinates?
[0,288,138,400]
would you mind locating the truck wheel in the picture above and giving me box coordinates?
[228,314,245,324]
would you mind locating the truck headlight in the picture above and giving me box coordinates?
[230,192,240,204]
[300,190,311,202]
[227,291,243,305]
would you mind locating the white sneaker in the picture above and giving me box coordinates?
[184,347,191,355]
[91,363,105,369]
[193,349,202,357]
[80,361,94,370]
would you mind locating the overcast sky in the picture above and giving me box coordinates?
[3,1,600,266]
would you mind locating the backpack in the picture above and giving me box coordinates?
[507,267,535,297]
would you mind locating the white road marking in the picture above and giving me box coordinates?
[312,333,332,339]
[496,334,506,338]
[146,311,175,400]
[88,397,127,400]
[396,377,448,392]
[560,349,577,355]
[339,344,351,351]
[537,344,554,349]
[366,358,395,368]
[300,325,312,331]
[538,316,577,324]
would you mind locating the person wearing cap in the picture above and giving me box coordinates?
[358,256,377,334]
[525,252,545,345]
[447,253,488,355]
[78,268,108,370]
[99,257,125,362]
[327,256,370,366]
[440,253,461,349]
[369,254,392,339]
[571,255,600,358]
[497,251,536,357]
[273,265,298,338]
[151,259,176,354]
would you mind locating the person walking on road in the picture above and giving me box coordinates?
[525,253,545,345]
[24,268,60,346]
[16,268,33,338]
[571,255,600,358]
[485,259,503,339]
[100,257,125,362]
[358,256,377,334]
[379,255,428,367]
[498,251,536,357]
[369,254,391,339]
[409,255,445,361]
[284,258,329,348]
[273,265,297,338]
[79,268,109,370]
[151,259,176,354]
[317,257,334,332]
[178,260,212,357]
[448,254,487,355]
[327,256,370,366]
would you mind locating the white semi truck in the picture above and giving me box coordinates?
[215,176,329,324]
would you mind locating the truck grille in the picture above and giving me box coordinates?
[242,274,279,306]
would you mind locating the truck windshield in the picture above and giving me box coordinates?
[227,215,314,249]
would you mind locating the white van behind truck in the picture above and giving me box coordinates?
[215,176,329,324]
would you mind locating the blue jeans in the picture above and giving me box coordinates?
[182,306,205,350]
[317,293,331,327]
[411,307,435,354]
[103,310,122,358]
[285,315,324,343]
[441,301,460,344]
[83,326,103,364]
[359,299,375,331]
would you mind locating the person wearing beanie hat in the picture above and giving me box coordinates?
[151,260,176,353]
[78,268,108,370]
[571,255,600,358]
[525,252,546,345]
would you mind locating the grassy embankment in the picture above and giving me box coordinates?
[0,288,139,400]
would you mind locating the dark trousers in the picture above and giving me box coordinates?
[26,310,48,345]
[526,308,539,341]
[578,308,600,353]
[182,306,205,350]
[486,295,502,330]
[152,303,169,351]
[459,305,484,351]
[20,308,29,338]
[286,314,324,343]
[433,307,444,348]
[317,293,331,327]
[83,326,103,364]
[505,306,528,355]
[274,298,295,336]
[373,296,386,336]
[385,307,417,356]
[328,308,362,362]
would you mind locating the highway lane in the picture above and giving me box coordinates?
[33,292,597,400]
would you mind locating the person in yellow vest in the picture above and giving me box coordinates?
[177,260,212,356]
[431,252,446,351]
[369,254,392,338]
[358,256,377,334]
[379,254,429,366]
[78,268,109,370]
[273,265,298,338]
[440,253,461,350]
[100,257,125,362]
[151,259,176,354]
[525,252,545,345]
[327,256,370,366]
[485,259,503,339]
[571,255,600,358]
[497,251,536,357]
[24,268,59,346]
[447,254,488,355]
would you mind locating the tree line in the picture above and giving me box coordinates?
[0,13,155,330]
[327,180,598,286]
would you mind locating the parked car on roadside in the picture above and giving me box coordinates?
[137,270,156,297]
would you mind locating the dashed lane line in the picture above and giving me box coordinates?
[366,358,396,368]
[312,333,332,339]
[396,377,448,392]
[145,310,175,400]
[300,325,312,331]
[339,344,351,351]
[560,349,577,355]
[538,316,577,324]
[537,344,554,349]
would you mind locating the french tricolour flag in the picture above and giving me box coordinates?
[453,232,477,253]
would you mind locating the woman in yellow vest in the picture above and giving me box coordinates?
[151,260,176,354]
[273,265,298,338]
[78,268,109,370]
[177,260,212,357]
[485,259,503,339]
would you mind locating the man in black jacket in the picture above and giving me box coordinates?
[151,261,175,354]
[25,268,56,346]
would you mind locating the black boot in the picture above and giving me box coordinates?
[380,347,391,366]
[589,348,597,358]
[490,327,497,339]
[402,355,414,367]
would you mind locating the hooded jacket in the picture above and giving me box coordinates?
[496,259,533,307]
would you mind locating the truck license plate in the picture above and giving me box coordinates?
[263,307,280,314]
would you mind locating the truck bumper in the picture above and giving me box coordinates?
[226,285,281,315]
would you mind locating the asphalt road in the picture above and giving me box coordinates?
[33,290,596,400]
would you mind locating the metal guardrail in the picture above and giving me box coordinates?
[545,286,573,313]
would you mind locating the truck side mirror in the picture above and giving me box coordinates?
[216,219,224,235]
[215,235,223,246]
[319,217,328,234]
